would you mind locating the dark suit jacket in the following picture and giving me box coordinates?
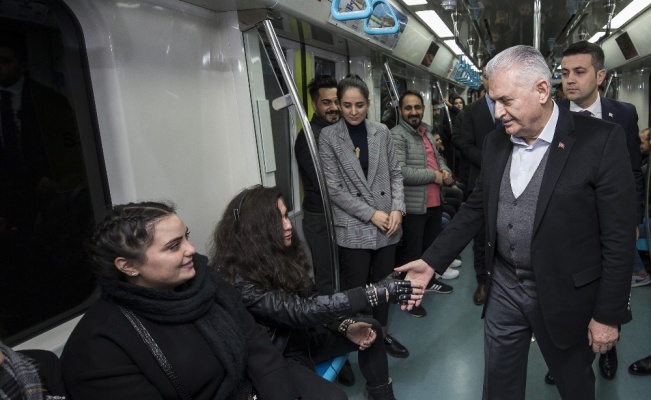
[455,96,497,193]
[558,97,643,220]
[421,106,636,349]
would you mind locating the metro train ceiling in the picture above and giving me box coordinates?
[397,0,642,66]
[185,0,649,69]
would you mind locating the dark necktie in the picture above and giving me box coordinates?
[579,110,593,117]
[0,89,22,164]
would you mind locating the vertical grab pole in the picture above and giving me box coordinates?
[262,20,341,292]
[533,0,541,50]
[645,154,651,252]
[383,61,400,106]
[435,81,453,132]
[383,61,401,126]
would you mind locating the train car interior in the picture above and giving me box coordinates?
[2,0,651,398]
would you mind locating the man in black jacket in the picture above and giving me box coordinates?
[294,75,340,295]
[552,40,642,383]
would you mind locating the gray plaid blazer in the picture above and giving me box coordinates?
[319,119,405,249]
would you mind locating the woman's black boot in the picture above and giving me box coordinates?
[366,378,396,400]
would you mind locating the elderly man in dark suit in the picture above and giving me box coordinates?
[396,45,636,400]
[553,40,642,383]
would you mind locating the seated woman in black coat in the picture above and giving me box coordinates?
[60,201,304,400]
[211,186,420,400]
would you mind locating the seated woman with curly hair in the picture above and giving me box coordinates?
[211,186,419,400]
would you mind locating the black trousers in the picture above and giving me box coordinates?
[338,245,396,326]
[399,206,443,265]
[289,317,388,392]
[483,274,595,400]
[302,210,334,294]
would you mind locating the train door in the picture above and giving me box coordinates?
[1,0,106,345]
[239,16,343,290]
[242,30,297,211]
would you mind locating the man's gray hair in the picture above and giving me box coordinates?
[485,45,551,88]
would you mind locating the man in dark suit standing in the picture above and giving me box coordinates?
[554,40,642,382]
[454,58,499,306]
[396,45,636,400]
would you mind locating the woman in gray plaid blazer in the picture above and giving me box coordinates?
[319,75,408,358]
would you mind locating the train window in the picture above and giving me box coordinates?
[315,57,336,78]
[1,0,105,344]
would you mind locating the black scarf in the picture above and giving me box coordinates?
[98,255,247,400]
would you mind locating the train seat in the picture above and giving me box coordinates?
[314,354,349,382]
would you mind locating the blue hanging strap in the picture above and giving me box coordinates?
[331,0,372,21]
[363,0,399,35]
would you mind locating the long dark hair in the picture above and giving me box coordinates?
[210,186,313,293]
[89,201,176,281]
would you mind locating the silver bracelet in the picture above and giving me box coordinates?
[338,318,355,336]
[365,284,379,307]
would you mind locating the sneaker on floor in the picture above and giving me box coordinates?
[449,257,462,268]
[632,274,651,287]
[425,277,453,294]
[436,268,459,280]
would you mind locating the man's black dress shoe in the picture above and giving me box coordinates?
[544,371,555,385]
[599,346,618,380]
[629,354,651,375]
[384,334,409,358]
[408,305,427,318]
[337,360,355,386]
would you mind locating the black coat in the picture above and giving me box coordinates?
[62,264,299,400]
[558,97,643,221]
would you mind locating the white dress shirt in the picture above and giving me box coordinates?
[509,102,560,198]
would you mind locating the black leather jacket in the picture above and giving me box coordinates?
[233,273,369,353]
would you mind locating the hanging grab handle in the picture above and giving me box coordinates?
[363,0,399,35]
[331,0,373,21]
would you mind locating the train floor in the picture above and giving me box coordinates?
[341,243,651,399]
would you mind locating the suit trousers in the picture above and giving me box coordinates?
[338,245,396,327]
[484,273,595,400]
[302,210,334,294]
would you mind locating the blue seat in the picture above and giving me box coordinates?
[637,238,648,252]
[314,354,349,382]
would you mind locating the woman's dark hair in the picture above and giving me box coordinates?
[89,201,176,281]
[337,74,369,102]
[210,185,313,293]
[451,95,465,108]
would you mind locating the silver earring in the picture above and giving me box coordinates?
[131,272,137,276]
